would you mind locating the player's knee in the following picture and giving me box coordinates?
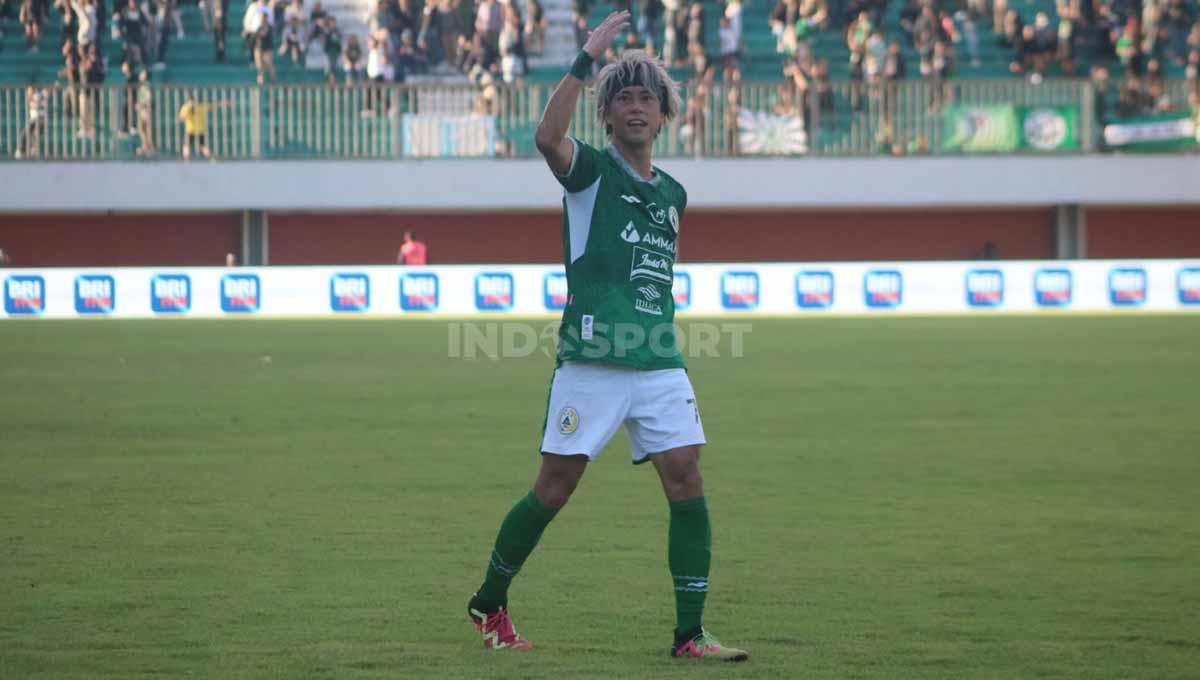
[533,477,577,509]
[662,466,704,500]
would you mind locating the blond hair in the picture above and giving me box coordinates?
[594,50,682,136]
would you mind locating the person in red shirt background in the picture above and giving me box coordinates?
[397,230,427,265]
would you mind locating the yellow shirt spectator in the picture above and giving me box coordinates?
[179,101,211,136]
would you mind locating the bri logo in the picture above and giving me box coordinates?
[75,274,115,314]
[475,272,514,311]
[330,273,370,312]
[864,270,902,308]
[1034,269,1072,307]
[401,273,438,311]
[720,271,759,310]
[1108,267,1147,306]
[4,275,45,315]
[544,272,569,310]
[1179,268,1200,306]
[965,269,1004,308]
[796,270,834,309]
[673,271,691,310]
[151,274,191,313]
[221,273,260,313]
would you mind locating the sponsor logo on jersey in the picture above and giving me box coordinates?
[1179,267,1200,305]
[544,272,569,310]
[75,274,115,314]
[221,273,260,313]
[151,274,191,313]
[620,194,641,204]
[721,271,759,310]
[645,202,668,226]
[4,275,44,315]
[475,272,514,311]
[620,221,641,243]
[965,269,1004,308]
[796,270,834,309]
[864,270,902,308]
[673,271,691,310]
[1034,268,1072,307]
[641,231,676,255]
[630,246,673,284]
[401,273,439,311]
[330,273,370,312]
[635,284,663,316]
[1108,267,1147,306]
[668,205,679,234]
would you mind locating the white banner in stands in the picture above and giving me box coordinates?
[3,260,1200,319]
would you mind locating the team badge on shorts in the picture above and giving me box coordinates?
[557,407,580,435]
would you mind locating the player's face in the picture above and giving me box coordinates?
[607,86,663,147]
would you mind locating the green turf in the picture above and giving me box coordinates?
[2,316,1199,679]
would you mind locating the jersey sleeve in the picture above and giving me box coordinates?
[553,138,604,194]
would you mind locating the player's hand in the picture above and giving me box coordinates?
[582,11,631,60]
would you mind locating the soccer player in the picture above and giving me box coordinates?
[466,10,749,662]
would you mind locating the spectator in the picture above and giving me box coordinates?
[69,0,97,47]
[863,27,886,82]
[661,0,682,65]
[179,91,227,160]
[770,0,800,56]
[59,0,79,51]
[199,0,213,32]
[253,0,277,83]
[960,8,981,68]
[15,85,47,159]
[636,0,662,51]
[686,0,705,70]
[78,43,103,137]
[475,0,502,57]
[797,0,827,30]
[60,41,80,118]
[499,8,525,83]
[999,7,1021,48]
[524,0,546,55]
[1030,12,1056,81]
[1117,76,1148,117]
[20,0,43,51]
[320,16,343,81]
[1144,58,1171,112]
[1056,5,1075,74]
[307,0,328,45]
[243,0,269,66]
[365,34,395,113]
[213,0,229,62]
[135,69,155,156]
[397,230,427,265]
[343,32,364,82]
[119,57,139,133]
[723,75,741,156]
[396,28,428,80]
[279,14,306,64]
[159,0,182,38]
[113,0,148,66]
[718,14,739,77]
[913,5,937,73]
[1114,16,1142,74]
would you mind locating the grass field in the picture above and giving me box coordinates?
[2,316,1199,679]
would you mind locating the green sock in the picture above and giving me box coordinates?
[474,490,559,611]
[669,496,711,638]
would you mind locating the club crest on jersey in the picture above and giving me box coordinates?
[221,273,260,313]
[864,270,902,309]
[796,270,834,309]
[1034,268,1072,307]
[965,269,1004,308]
[668,205,679,234]
[330,273,370,312]
[401,273,439,311]
[673,271,691,310]
[544,272,569,310]
[75,274,115,314]
[151,274,191,313]
[4,275,44,315]
[721,271,759,310]
[475,272,514,311]
[1108,267,1146,306]
[630,247,673,284]
[620,221,641,243]
[557,406,579,435]
[1179,267,1200,305]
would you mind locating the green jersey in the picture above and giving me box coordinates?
[553,138,688,371]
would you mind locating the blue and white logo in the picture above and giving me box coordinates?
[544,272,569,310]
[151,274,191,313]
[4,275,44,315]
[1179,267,1200,306]
[1034,269,1072,307]
[330,273,370,312]
[400,273,438,311]
[220,273,260,313]
[864,270,902,309]
[75,274,115,314]
[1109,267,1147,307]
[965,269,1004,308]
[796,270,834,309]
[720,271,759,310]
[672,271,692,311]
[475,272,514,311]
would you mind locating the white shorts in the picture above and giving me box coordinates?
[540,360,706,464]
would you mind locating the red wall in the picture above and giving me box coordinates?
[267,208,1057,264]
[1086,208,1200,258]
[0,213,241,267]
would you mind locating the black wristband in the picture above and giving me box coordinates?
[569,51,594,81]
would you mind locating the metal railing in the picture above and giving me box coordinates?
[1,79,1194,161]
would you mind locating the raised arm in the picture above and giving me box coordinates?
[533,10,629,176]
